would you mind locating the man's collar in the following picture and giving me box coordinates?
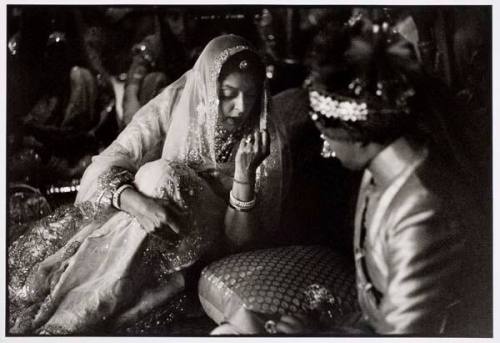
[367,137,424,189]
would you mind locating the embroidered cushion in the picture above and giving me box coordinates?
[198,245,359,327]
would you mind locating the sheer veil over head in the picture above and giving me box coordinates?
[161,34,268,171]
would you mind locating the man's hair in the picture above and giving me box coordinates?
[308,10,423,145]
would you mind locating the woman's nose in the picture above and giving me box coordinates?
[230,92,245,117]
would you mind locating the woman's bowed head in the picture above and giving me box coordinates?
[119,37,271,237]
[216,49,270,184]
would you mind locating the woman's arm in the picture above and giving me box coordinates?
[224,130,270,249]
[75,88,174,209]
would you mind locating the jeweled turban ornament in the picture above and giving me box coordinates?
[309,12,416,126]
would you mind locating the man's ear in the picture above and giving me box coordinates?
[359,140,385,161]
[350,141,366,159]
[357,139,370,148]
[313,120,325,132]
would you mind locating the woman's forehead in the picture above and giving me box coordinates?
[220,72,258,91]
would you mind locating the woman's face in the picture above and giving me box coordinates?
[218,71,260,132]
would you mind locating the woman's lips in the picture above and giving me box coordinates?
[223,117,241,130]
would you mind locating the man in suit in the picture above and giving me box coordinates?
[275,11,489,336]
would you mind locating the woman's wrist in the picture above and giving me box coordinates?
[232,178,251,186]
[118,186,144,215]
[112,184,135,210]
[233,168,256,184]
[231,174,255,203]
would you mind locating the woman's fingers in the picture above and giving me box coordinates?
[163,212,182,234]
[253,130,261,154]
[245,134,253,144]
[235,130,271,173]
[261,129,267,150]
[143,219,154,233]
[261,129,270,156]
[136,198,184,235]
[157,201,186,235]
[239,136,246,150]
[138,216,155,233]
[239,134,252,153]
[158,198,187,217]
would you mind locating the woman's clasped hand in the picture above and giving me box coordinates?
[234,129,270,182]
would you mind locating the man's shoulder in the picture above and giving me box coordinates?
[387,156,463,226]
[393,172,441,212]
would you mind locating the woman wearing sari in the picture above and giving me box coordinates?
[8,34,288,335]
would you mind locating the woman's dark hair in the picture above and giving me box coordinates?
[218,49,266,86]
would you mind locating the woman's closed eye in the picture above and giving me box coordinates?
[220,87,257,100]
[220,87,237,100]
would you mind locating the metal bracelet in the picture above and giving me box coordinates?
[232,178,251,185]
[112,184,135,210]
[229,190,256,211]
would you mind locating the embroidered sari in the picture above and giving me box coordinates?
[8,34,289,335]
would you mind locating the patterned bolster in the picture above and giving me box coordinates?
[96,166,135,209]
[198,245,360,333]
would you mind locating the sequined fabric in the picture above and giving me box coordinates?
[8,159,226,335]
[214,123,245,164]
[210,45,249,82]
[8,201,103,328]
[95,166,135,209]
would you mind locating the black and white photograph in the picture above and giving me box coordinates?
[2,2,494,340]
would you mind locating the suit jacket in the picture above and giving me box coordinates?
[353,137,467,335]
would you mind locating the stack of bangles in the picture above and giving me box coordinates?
[112,184,135,210]
[229,190,256,212]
